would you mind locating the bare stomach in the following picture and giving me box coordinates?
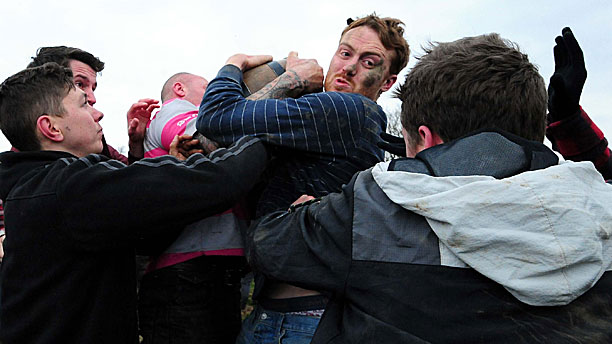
[262,282,321,299]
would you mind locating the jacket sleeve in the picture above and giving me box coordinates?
[197,65,386,161]
[0,200,4,236]
[54,136,268,252]
[546,107,612,181]
[245,173,358,294]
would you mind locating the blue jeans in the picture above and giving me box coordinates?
[236,305,320,344]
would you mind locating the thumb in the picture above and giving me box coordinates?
[245,55,273,70]
[288,51,298,58]
[127,118,139,135]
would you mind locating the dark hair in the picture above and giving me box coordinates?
[0,63,74,151]
[28,46,105,72]
[396,33,546,146]
[342,14,410,75]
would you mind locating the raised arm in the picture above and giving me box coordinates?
[545,27,611,180]
[127,98,160,162]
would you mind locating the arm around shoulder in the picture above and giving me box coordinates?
[57,136,269,252]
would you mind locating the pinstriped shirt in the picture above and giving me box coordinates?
[197,65,387,216]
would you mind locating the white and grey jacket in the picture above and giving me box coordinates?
[247,130,612,344]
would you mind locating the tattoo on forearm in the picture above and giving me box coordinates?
[193,132,220,154]
[246,71,308,100]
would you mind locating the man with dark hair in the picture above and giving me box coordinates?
[28,46,105,72]
[0,63,268,343]
[397,33,546,148]
[27,45,158,164]
[245,33,612,343]
[22,45,160,302]
[197,13,410,342]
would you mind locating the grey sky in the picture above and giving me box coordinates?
[1,0,610,152]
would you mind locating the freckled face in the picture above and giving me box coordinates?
[324,26,397,101]
[69,59,98,106]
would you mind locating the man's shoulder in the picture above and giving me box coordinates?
[0,150,76,170]
[0,151,82,200]
[155,99,198,120]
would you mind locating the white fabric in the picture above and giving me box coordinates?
[144,98,198,156]
[372,160,612,306]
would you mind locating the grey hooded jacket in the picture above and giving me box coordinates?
[247,130,612,343]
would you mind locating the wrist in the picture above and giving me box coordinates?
[548,105,580,123]
[226,55,247,71]
[280,71,307,97]
[128,141,144,160]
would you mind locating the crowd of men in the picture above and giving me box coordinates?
[0,13,611,344]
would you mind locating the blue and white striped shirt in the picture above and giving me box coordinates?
[197,65,387,216]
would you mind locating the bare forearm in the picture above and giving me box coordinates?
[247,70,311,100]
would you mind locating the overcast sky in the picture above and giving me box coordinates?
[1,0,610,152]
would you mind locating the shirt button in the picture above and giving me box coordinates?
[261,312,268,320]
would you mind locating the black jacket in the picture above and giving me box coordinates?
[247,131,612,343]
[0,136,267,343]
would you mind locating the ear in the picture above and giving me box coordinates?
[37,115,64,142]
[418,125,444,150]
[380,74,397,93]
[172,82,186,98]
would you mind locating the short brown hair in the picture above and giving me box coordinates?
[0,63,74,151]
[342,14,410,75]
[396,33,546,146]
[28,46,105,72]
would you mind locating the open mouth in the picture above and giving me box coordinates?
[334,77,351,89]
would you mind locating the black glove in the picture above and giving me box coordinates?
[548,27,587,121]
[377,132,406,157]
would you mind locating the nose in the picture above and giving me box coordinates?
[91,107,104,122]
[86,88,96,106]
[342,60,357,76]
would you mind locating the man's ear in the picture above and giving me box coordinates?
[37,115,64,142]
[418,125,444,150]
[172,82,186,98]
[380,74,397,93]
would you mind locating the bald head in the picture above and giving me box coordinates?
[160,73,208,106]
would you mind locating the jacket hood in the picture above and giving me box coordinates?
[372,131,612,306]
[0,150,73,200]
[373,159,612,306]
